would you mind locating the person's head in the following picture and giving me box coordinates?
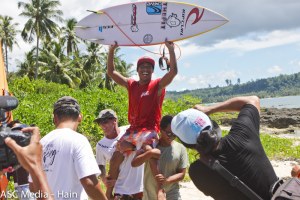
[159,115,176,146]
[94,109,118,138]
[136,56,155,83]
[171,109,222,155]
[53,96,81,125]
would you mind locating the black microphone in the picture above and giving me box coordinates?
[0,96,19,111]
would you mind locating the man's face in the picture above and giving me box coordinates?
[97,118,117,137]
[137,63,153,82]
[160,124,176,145]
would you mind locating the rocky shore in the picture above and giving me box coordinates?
[220,107,300,136]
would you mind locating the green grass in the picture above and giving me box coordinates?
[260,133,300,160]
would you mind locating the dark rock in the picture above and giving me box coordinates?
[219,108,300,129]
[260,108,300,129]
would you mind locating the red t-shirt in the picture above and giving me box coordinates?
[127,78,165,132]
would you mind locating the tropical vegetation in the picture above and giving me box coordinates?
[168,72,300,103]
[0,0,133,89]
[0,15,19,73]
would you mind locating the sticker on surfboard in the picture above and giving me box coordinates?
[75,1,228,46]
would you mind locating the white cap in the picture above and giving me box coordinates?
[171,109,212,144]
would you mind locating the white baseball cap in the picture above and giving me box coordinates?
[171,108,212,144]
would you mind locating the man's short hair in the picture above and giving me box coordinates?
[160,115,173,130]
[53,96,80,120]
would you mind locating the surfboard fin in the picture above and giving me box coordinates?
[89,39,104,42]
[87,10,104,14]
[74,26,91,29]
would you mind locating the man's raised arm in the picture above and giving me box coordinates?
[107,43,128,88]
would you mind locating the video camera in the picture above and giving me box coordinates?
[0,96,31,171]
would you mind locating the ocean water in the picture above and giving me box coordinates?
[260,95,300,108]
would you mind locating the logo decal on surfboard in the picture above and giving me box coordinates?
[146,2,162,15]
[185,8,205,28]
[143,34,153,44]
[180,9,186,36]
[160,2,168,29]
[166,13,181,28]
[131,4,139,32]
[98,25,114,32]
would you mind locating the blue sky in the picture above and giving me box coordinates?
[1,0,300,91]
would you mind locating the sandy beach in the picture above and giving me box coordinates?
[179,160,298,200]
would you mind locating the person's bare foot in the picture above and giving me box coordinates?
[157,188,166,200]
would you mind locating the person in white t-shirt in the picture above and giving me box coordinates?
[29,96,107,200]
[94,109,144,200]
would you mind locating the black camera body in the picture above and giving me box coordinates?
[0,95,31,171]
[0,126,31,170]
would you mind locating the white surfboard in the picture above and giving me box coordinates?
[75,1,228,46]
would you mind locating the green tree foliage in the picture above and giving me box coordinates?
[39,39,82,88]
[61,18,79,55]
[168,72,300,103]
[16,49,36,79]
[0,15,19,72]
[9,77,130,147]
[82,42,105,88]
[18,0,63,79]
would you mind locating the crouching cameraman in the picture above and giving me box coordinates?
[4,126,54,200]
[6,120,35,200]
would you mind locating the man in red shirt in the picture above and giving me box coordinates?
[106,41,177,200]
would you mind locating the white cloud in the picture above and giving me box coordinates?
[216,29,300,52]
[178,69,239,89]
[267,65,282,74]
[183,63,191,68]
[188,77,198,85]
[177,28,300,57]
[290,60,300,67]
[173,74,186,82]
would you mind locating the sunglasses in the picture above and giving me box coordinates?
[163,130,176,138]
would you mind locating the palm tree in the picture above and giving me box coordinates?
[0,15,19,73]
[39,39,81,88]
[82,42,105,87]
[18,0,63,79]
[237,78,241,85]
[16,48,36,79]
[225,79,230,86]
[61,18,79,55]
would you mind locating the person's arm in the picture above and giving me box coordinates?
[80,175,107,200]
[131,148,160,167]
[107,42,128,88]
[98,165,106,181]
[194,96,260,115]
[165,168,186,184]
[155,168,186,185]
[4,127,54,200]
[158,40,178,93]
